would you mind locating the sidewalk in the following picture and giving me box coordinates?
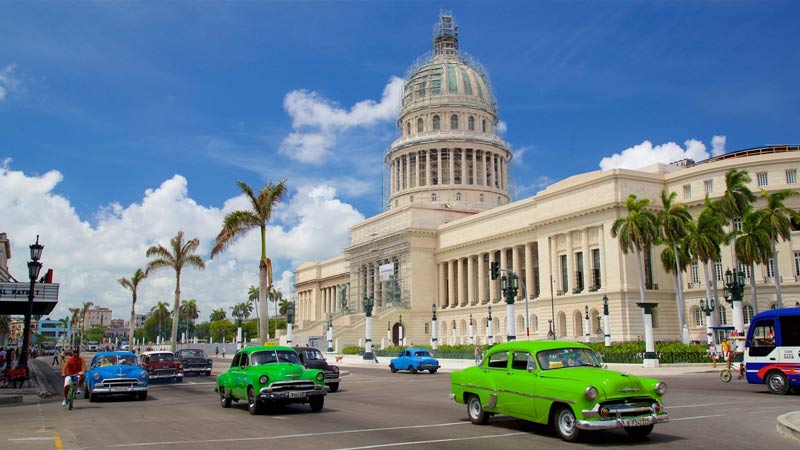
[0,358,55,406]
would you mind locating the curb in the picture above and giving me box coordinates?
[0,395,23,405]
[777,411,800,442]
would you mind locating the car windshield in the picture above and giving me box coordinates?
[537,348,600,370]
[413,351,431,357]
[94,354,138,367]
[304,350,324,361]
[250,350,300,365]
[180,350,205,358]
[149,353,174,362]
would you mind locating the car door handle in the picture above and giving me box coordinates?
[769,358,776,361]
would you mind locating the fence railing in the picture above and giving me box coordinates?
[596,352,711,364]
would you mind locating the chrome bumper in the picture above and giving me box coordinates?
[183,367,211,373]
[148,371,183,379]
[91,384,148,394]
[578,402,668,430]
[257,385,327,400]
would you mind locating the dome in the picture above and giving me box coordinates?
[399,14,498,119]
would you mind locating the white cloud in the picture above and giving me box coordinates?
[711,135,726,156]
[0,64,19,102]
[495,120,508,135]
[598,136,727,170]
[510,145,532,165]
[279,77,403,164]
[0,161,363,323]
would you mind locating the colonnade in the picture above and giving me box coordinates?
[390,148,508,193]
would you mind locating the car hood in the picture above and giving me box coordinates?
[89,365,143,378]
[180,357,210,363]
[250,363,307,377]
[541,367,647,396]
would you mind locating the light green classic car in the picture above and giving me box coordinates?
[215,345,327,415]
[450,341,669,442]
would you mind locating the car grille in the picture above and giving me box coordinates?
[186,363,208,368]
[600,398,657,417]
[98,378,140,388]
[323,372,338,380]
[268,380,317,392]
[152,369,176,376]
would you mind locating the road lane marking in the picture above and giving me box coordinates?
[331,432,528,450]
[54,431,64,450]
[668,402,741,408]
[88,422,471,448]
[669,414,727,421]
[8,437,54,441]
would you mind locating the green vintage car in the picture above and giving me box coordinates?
[450,340,668,442]
[215,345,327,415]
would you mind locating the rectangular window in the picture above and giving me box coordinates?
[447,65,458,93]
[560,254,568,293]
[644,248,654,289]
[787,169,797,184]
[757,171,768,187]
[738,263,752,282]
[733,218,742,232]
[574,252,584,293]
[715,260,723,281]
[691,262,700,284]
[795,251,800,278]
[705,180,713,194]
[767,259,775,278]
[592,248,601,289]
[431,73,441,95]
[694,308,704,327]
[683,184,692,199]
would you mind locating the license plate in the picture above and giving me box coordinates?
[111,386,129,392]
[626,417,653,427]
[288,392,305,399]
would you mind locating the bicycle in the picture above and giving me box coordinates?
[65,373,81,410]
[719,358,745,383]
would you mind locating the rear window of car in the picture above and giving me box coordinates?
[150,353,174,362]
[304,350,324,360]
[413,351,431,357]
[180,350,205,358]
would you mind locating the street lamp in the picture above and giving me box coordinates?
[431,304,438,354]
[19,236,44,375]
[362,296,374,360]
[398,314,404,347]
[583,305,590,343]
[602,295,611,347]
[547,319,554,339]
[286,302,295,345]
[326,313,333,352]
[549,274,556,339]
[486,305,494,345]
[468,313,474,345]
[723,268,746,336]
[500,274,519,341]
[699,297,716,344]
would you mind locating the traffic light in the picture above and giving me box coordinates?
[490,262,499,280]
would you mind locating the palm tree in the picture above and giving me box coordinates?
[80,301,94,346]
[685,197,726,329]
[718,169,756,268]
[278,297,291,316]
[179,299,199,343]
[247,285,260,333]
[734,207,772,314]
[150,301,171,341]
[759,189,800,307]
[211,180,288,341]
[612,194,659,306]
[230,303,248,324]
[267,286,284,335]
[146,230,206,352]
[118,268,147,348]
[656,190,692,342]
[68,307,81,346]
[209,308,227,322]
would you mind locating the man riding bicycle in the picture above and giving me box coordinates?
[61,348,86,406]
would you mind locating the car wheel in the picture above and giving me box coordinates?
[624,424,654,439]
[247,387,262,415]
[553,405,581,442]
[329,383,339,393]
[206,371,212,377]
[137,391,147,401]
[409,365,417,374]
[219,389,231,408]
[467,394,489,425]
[430,369,437,374]
[89,393,98,403]
[83,387,89,399]
[720,369,732,383]
[766,371,790,395]
[389,363,397,373]
[175,377,183,383]
[309,395,324,412]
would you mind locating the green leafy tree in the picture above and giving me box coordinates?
[179,298,199,342]
[209,319,237,342]
[278,297,291,316]
[247,285,260,333]
[146,230,206,351]
[68,307,81,346]
[684,197,726,326]
[656,190,692,341]
[734,207,772,313]
[758,189,800,307]
[267,286,284,333]
[612,194,659,309]
[718,169,756,268]
[209,308,227,322]
[150,301,171,341]
[194,322,211,341]
[85,325,108,342]
[80,301,94,345]
[211,180,288,341]
[118,268,147,347]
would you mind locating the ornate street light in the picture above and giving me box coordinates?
[699,297,716,344]
[723,268,746,336]
[362,296,375,360]
[20,236,44,374]
[486,305,494,345]
[468,313,474,345]
[602,295,611,347]
[398,314,404,347]
[286,302,295,346]
[431,304,438,354]
[326,313,333,352]
[500,274,519,342]
[583,305,591,343]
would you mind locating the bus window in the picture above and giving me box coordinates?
[748,319,776,357]
[780,316,800,346]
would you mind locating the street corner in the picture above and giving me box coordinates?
[777,411,800,443]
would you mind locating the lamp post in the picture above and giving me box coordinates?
[549,274,556,339]
[398,314,404,347]
[500,274,518,342]
[387,321,391,347]
[362,296,374,360]
[584,305,591,343]
[602,295,611,347]
[19,236,44,375]
[285,302,295,346]
[636,302,659,368]
[486,305,494,345]
[326,313,334,352]
[431,304,438,354]
[699,298,715,345]
[723,268,746,336]
[547,319,554,339]
[468,314,474,345]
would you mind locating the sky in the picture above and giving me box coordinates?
[2,1,799,324]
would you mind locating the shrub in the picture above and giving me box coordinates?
[341,345,363,355]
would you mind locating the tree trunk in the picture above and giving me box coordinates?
[702,262,716,329]
[673,243,687,343]
[171,273,181,352]
[772,240,783,308]
[258,259,269,340]
[749,262,758,314]
[129,300,136,349]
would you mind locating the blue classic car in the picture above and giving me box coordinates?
[84,351,149,402]
[389,348,440,374]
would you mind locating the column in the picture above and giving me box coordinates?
[502,156,508,191]
[488,152,495,188]
[436,149,442,185]
[489,251,498,303]
[598,224,607,289]
[447,260,455,309]
[525,243,534,300]
[565,232,573,294]
[416,150,422,187]
[438,262,446,308]
[467,255,475,305]
[512,245,521,301]
[426,150,432,186]
[483,151,489,186]
[499,248,508,303]
[582,229,590,292]
[457,257,466,306]
[477,253,486,304]
[390,159,395,195]
[471,149,477,186]
[448,148,455,185]
[404,155,411,190]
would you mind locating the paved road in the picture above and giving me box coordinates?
[2,364,797,450]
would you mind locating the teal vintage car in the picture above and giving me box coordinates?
[450,341,669,442]
[215,345,327,415]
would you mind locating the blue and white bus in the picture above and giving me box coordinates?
[744,308,800,394]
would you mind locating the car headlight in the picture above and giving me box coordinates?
[584,386,598,401]
[93,373,100,381]
[316,372,324,382]
[259,375,269,384]
[332,366,339,374]
[655,381,668,395]
[140,371,148,379]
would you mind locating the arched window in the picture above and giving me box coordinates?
[479,193,484,202]
[417,118,424,133]
[482,119,487,133]
[468,116,475,131]
[406,122,411,136]
[456,192,461,201]
[450,114,459,130]
[432,115,440,130]
[431,193,437,201]
[410,195,414,202]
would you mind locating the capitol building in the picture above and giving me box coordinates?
[291,13,800,350]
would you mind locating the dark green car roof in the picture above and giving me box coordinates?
[237,345,297,354]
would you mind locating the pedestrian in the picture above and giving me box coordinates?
[215,346,219,357]
[52,347,60,366]
[708,342,718,368]
[222,346,226,358]
[474,345,482,364]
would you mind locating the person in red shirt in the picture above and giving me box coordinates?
[61,348,86,406]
